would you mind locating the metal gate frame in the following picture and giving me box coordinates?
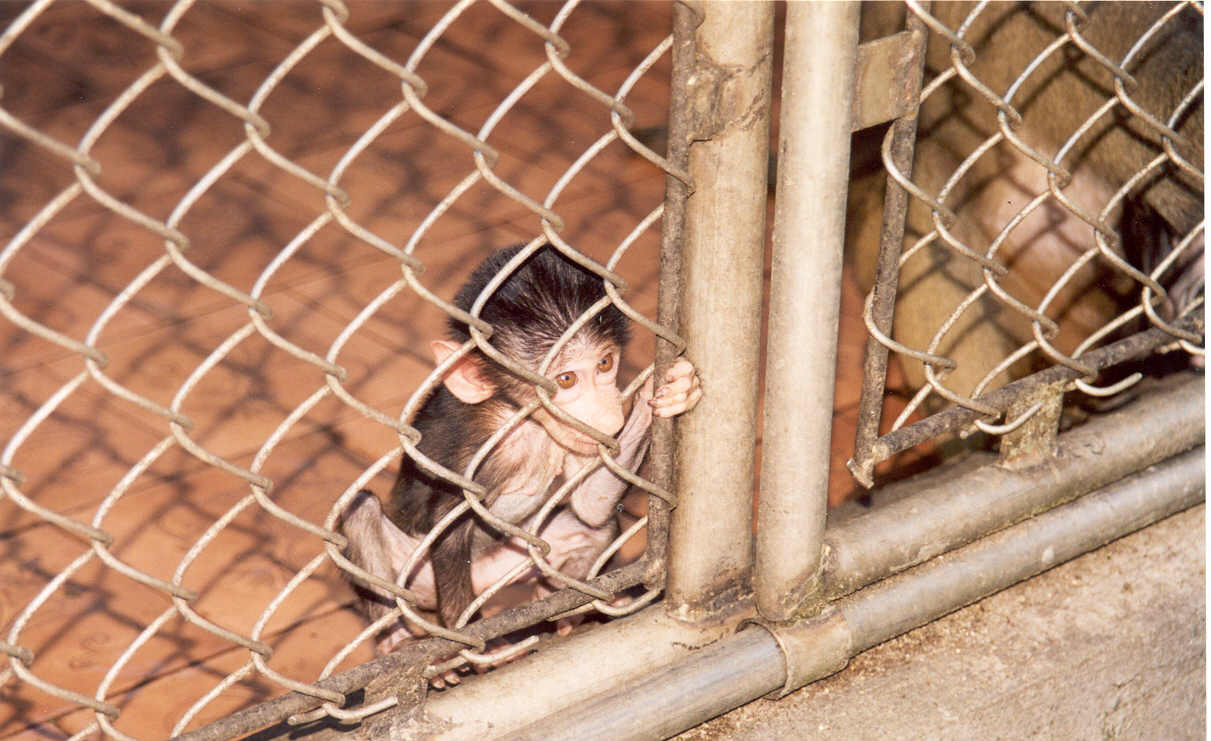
[176,2,1203,737]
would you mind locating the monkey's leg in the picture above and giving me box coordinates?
[432,517,478,630]
[529,508,621,635]
[338,491,444,653]
[429,509,617,685]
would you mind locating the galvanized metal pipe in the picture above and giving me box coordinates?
[824,373,1205,601]
[839,445,1205,652]
[502,625,783,741]
[401,607,740,740]
[443,444,1203,740]
[756,0,860,621]
[666,0,774,618]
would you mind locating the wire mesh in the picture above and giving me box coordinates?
[850,1,1205,483]
[0,0,688,736]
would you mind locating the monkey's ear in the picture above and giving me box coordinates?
[431,340,495,404]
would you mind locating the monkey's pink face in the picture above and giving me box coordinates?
[538,344,625,455]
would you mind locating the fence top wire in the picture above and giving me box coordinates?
[0,0,687,737]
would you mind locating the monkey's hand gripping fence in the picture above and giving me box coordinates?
[0,1,691,737]
[849,0,1204,483]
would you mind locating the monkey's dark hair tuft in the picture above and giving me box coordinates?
[449,245,630,366]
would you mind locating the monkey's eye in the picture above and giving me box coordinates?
[555,372,578,389]
[597,354,615,373]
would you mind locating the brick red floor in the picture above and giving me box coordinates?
[0,3,922,738]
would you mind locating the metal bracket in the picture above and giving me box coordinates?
[851,29,926,132]
[998,380,1066,469]
[740,607,853,700]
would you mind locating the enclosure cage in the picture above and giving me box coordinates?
[0,1,1203,739]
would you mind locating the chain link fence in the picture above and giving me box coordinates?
[2,0,1204,738]
[849,1,1204,485]
[0,0,685,737]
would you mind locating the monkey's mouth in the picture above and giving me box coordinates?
[539,416,616,457]
[567,436,602,456]
[553,428,610,457]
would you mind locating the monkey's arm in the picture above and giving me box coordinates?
[570,358,701,527]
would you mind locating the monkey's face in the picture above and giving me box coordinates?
[533,342,625,455]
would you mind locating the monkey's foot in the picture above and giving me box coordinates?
[427,636,539,689]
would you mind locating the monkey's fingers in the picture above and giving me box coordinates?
[555,613,586,637]
[663,357,696,383]
[430,669,462,689]
[651,360,702,417]
[655,359,696,396]
[650,380,702,417]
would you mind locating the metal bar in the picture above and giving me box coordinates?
[856,318,1203,471]
[428,442,1203,740]
[824,372,1203,601]
[840,445,1205,652]
[382,606,740,740]
[851,30,925,131]
[755,0,860,621]
[648,0,701,585]
[996,378,1065,469]
[665,0,773,619]
[848,7,929,489]
[502,626,783,741]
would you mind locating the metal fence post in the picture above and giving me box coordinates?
[666,0,774,620]
[755,0,860,621]
[648,0,700,583]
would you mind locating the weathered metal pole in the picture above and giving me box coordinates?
[648,0,700,582]
[755,0,860,621]
[666,0,774,619]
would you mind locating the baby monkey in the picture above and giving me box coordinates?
[340,245,701,661]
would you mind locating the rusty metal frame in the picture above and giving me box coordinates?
[848,4,930,489]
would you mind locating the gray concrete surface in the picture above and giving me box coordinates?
[678,504,1206,740]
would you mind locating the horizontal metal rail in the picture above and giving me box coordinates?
[850,318,1204,484]
[461,444,1205,740]
[827,371,1204,600]
[344,373,1203,739]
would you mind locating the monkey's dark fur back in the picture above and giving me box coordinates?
[384,244,630,625]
